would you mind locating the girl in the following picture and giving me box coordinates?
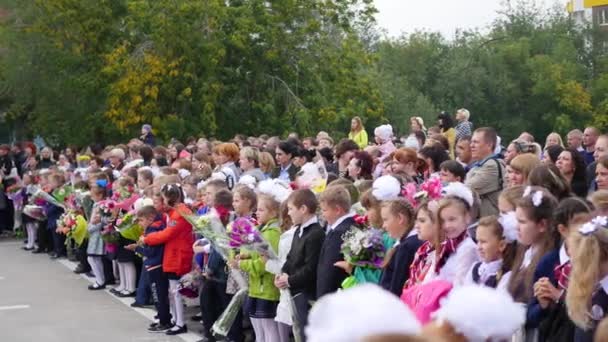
[530,198,593,341]
[465,215,518,291]
[566,215,608,341]
[233,191,281,342]
[527,164,571,201]
[232,185,257,219]
[404,200,442,288]
[111,179,138,298]
[498,185,525,214]
[22,172,38,251]
[379,199,423,296]
[143,184,194,335]
[433,183,478,285]
[507,187,559,306]
[596,156,608,191]
[348,116,368,149]
[87,185,108,290]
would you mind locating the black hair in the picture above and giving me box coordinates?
[277,141,297,157]
[319,147,334,163]
[437,111,454,130]
[439,160,466,182]
[419,144,450,173]
[335,139,360,159]
[161,183,184,207]
[545,145,564,164]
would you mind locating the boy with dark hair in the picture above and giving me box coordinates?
[439,160,467,183]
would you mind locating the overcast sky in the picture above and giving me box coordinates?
[374,0,567,38]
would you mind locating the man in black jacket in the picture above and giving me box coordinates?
[275,189,324,341]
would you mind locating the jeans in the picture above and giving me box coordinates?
[135,266,152,305]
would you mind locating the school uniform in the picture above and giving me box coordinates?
[574,276,608,342]
[527,248,561,328]
[434,236,479,286]
[465,259,502,288]
[316,214,355,299]
[379,231,422,296]
[46,201,65,257]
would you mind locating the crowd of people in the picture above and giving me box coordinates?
[1,111,608,342]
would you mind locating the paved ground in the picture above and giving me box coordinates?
[0,238,202,342]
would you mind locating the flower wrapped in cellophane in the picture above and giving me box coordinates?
[115,212,144,241]
[23,204,47,221]
[98,200,116,218]
[177,270,205,298]
[6,182,25,211]
[58,211,88,246]
[228,217,278,260]
[29,185,66,209]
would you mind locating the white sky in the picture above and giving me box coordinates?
[374,0,567,38]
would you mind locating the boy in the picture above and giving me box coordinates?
[198,179,228,215]
[275,189,325,339]
[439,160,467,183]
[129,205,171,332]
[47,173,66,259]
[315,186,354,299]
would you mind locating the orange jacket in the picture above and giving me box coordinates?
[144,204,194,276]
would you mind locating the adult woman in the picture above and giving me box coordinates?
[239,146,265,182]
[348,116,368,149]
[527,164,571,201]
[596,156,608,191]
[543,145,564,165]
[347,150,374,184]
[21,142,37,172]
[506,154,541,187]
[437,112,456,158]
[37,147,54,169]
[259,151,276,180]
[212,143,241,189]
[418,144,450,180]
[556,148,587,197]
[410,117,427,134]
[143,184,194,335]
[392,148,424,184]
[331,139,359,178]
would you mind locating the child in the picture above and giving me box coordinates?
[198,179,227,215]
[232,185,257,219]
[276,189,325,341]
[497,185,525,214]
[22,172,38,251]
[507,186,559,306]
[404,200,442,288]
[465,215,517,290]
[87,185,108,290]
[233,187,282,342]
[111,179,138,298]
[566,215,608,341]
[316,186,354,298]
[47,173,66,259]
[379,198,423,296]
[529,198,592,340]
[439,160,466,184]
[137,168,154,194]
[131,205,170,332]
[432,183,479,285]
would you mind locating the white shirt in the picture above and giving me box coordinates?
[521,245,538,269]
[298,216,319,238]
[559,243,569,266]
[327,213,354,232]
[435,237,479,286]
[464,259,502,286]
[600,275,608,294]
[264,227,297,326]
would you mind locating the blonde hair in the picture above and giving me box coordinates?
[567,225,608,329]
[545,132,564,149]
[351,116,364,133]
[319,186,351,213]
[499,185,525,210]
[509,154,541,183]
[589,190,608,215]
[259,151,276,174]
[258,193,280,219]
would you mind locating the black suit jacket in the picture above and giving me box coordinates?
[282,222,325,297]
[316,217,355,299]
[271,164,300,182]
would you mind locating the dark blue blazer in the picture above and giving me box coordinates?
[527,249,560,328]
[135,215,166,269]
[316,217,354,299]
[45,202,64,231]
[574,288,608,342]
[380,233,422,296]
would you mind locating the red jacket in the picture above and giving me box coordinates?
[144,204,194,276]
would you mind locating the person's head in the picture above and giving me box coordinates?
[436,112,454,131]
[232,185,257,217]
[583,127,600,150]
[351,116,364,132]
[392,148,422,177]
[416,201,441,248]
[49,173,64,189]
[212,143,240,165]
[594,135,608,162]
[566,215,608,330]
[543,144,564,165]
[471,128,497,161]
[203,179,228,207]
[374,124,394,144]
[455,108,470,122]
[515,187,558,247]
[109,148,125,166]
[439,160,466,183]
[214,188,233,215]
[427,133,450,152]
[507,154,540,187]
[597,156,608,191]
[239,146,260,172]
[256,194,281,225]
[40,147,53,160]
[381,199,416,240]
[319,186,351,225]
[302,137,317,150]
[498,185,525,214]
[258,151,276,174]
[136,205,158,229]
[589,190,608,216]
[139,145,154,163]
[360,190,383,228]
[410,117,426,133]
[455,136,472,165]
[418,144,450,174]
[476,216,518,268]
[556,148,586,179]
[90,185,107,202]
[276,141,296,167]
[347,151,374,181]
[137,169,154,190]
[554,197,593,242]
[567,129,584,149]
[527,164,571,201]
[160,183,184,208]
[335,139,360,163]
[141,124,152,136]
[544,132,563,149]
[287,189,318,225]
[318,136,334,149]
[438,196,471,239]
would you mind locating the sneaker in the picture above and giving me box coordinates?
[148,323,173,333]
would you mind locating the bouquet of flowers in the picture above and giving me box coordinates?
[401,176,443,208]
[115,213,144,242]
[6,183,25,211]
[228,217,277,259]
[177,270,205,298]
[98,200,116,217]
[59,211,88,246]
[52,185,73,204]
[29,186,66,209]
[340,227,386,269]
[182,211,233,255]
[23,204,47,221]
[101,223,121,245]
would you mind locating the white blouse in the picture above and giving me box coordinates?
[425,237,480,286]
[265,227,296,326]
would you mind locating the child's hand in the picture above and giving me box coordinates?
[193,245,206,254]
[536,278,563,303]
[274,274,289,289]
[228,259,239,269]
[334,261,353,275]
[138,235,145,245]
[125,244,137,251]
[260,254,268,264]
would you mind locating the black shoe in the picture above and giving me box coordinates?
[32,248,44,254]
[130,302,145,308]
[165,325,187,335]
[74,266,89,274]
[148,323,173,333]
[50,254,62,260]
[22,246,34,251]
[117,291,136,298]
[88,283,106,290]
[191,314,202,321]
[85,272,94,278]
[109,288,121,295]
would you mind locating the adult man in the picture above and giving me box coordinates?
[586,134,608,192]
[465,128,505,217]
[455,108,473,142]
[108,148,125,171]
[518,132,535,143]
[567,129,585,153]
[583,127,600,165]
[455,136,473,168]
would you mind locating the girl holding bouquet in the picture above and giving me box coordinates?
[22,172,38,251]
[87,185,109,290]
[231,190,281,342]
[142,183,194,336]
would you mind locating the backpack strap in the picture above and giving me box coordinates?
[492,158,504,191]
